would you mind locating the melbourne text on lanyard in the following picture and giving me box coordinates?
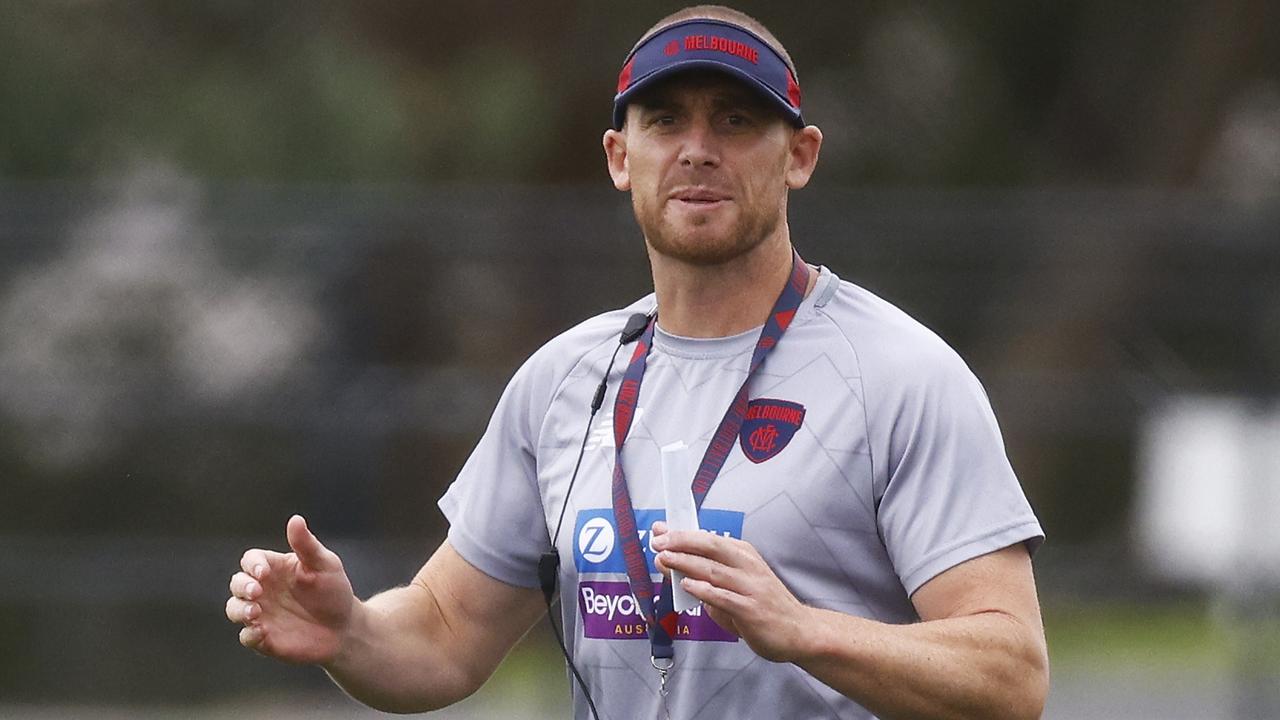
[609,249,811,684]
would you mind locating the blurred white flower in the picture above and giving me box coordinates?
[1203,82,1280,204]
[0,161,320,468]
[175,277,317,401]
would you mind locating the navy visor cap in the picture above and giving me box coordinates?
[612,18,803,130]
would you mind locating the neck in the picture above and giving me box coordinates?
[648,229,814,338]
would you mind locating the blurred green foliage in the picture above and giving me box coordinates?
[3,1,1277,184]
[1047,600,1229,671]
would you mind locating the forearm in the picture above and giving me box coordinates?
[323,581,477,713]
[792,607,1049,720]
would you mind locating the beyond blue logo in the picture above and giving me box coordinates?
[572,508,744,573]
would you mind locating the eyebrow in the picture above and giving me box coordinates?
[634,88,769,112]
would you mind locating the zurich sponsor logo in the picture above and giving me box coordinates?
[577,517,615,564]
[572,507,744,573]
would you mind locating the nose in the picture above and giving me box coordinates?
[677,120,720,169]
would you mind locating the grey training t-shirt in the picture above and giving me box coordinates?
[439,266,1043,719]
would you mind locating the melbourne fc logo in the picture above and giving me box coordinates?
[738,398,805,463]
[663,40,681,56]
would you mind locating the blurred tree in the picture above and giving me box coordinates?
[2,1,1277,186]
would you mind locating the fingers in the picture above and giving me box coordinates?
[650,522,670,576]
[658,549,748,594]
[286,514,337,571]
[653,529,754,567]
[239,624,265,649]
[679,576,746,613]
[230,544,283,630]
[229,571,262,599]
[240,548,286,580]
[225,594,260,624]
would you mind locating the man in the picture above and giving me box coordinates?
[226,6,1049,719]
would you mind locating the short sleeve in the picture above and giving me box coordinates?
[438,358,553,589]
[868,342,1044,597]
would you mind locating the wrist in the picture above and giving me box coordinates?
[787,605,841,665]
[323,596,367,673]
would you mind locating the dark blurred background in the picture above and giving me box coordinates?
[1,1,1278,718]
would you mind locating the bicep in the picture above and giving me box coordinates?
[413,540,546,683]
[910,543,1044,632]
[909,543,1050,710]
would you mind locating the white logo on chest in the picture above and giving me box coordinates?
[584,407,646,451]
[577,517,616,563]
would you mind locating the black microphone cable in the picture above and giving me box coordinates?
[537,311,650,720]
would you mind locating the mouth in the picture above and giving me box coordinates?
[669,187,732,208]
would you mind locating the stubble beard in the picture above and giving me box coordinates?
[634,194,782,267]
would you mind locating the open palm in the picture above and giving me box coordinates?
[226,515,355,665]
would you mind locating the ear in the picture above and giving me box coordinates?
[784,125,823,190]
[603,129,631,191]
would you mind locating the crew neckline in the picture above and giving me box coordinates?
[653,265,836,359]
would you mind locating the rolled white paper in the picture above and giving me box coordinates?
[660,441,702,614]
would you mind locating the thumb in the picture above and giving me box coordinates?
[286,514,336,571]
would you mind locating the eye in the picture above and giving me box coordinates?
[641,111,678,129]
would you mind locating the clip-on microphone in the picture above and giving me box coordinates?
[537,311,651,719]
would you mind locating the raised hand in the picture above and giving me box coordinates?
[226,515,357,665]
